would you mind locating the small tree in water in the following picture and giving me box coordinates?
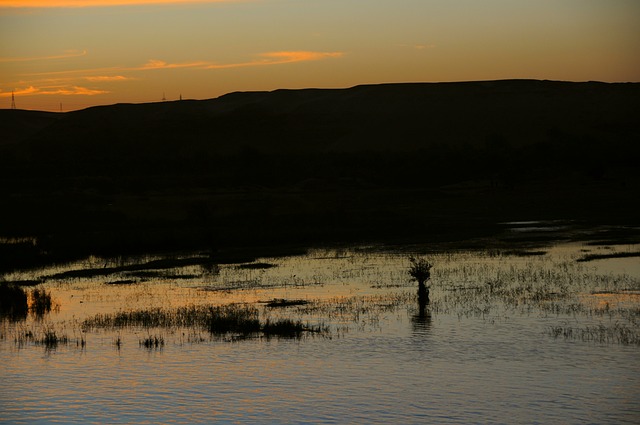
[408,257,432,305]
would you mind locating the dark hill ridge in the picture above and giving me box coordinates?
[1,109,61,146]
[5,79,639,154]
[0,80,639,267]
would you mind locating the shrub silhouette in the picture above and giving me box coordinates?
[31,288,52,317]
[408,257,432,305]
[0,283,28,321]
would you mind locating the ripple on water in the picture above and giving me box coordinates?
[1,243,639,424]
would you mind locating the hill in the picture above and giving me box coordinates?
[8,79,639,153]
[0,80,639,268]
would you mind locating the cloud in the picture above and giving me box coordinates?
[139,59,210,70]
[0,0,241,8]
[8,50,344,97]
[0,50,87,63]
[0,86,39,97]
[205,50,345,69]
[260,51,345,63]
[84,75,132,82]
[0,85,108,97]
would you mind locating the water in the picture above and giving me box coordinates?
[1,243,639,424]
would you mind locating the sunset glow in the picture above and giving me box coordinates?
[1,0,639,111]
[0,0,239,7]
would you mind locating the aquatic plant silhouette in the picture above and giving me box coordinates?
[408,257,432,306]
[31,288,52,317]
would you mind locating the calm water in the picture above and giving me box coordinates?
[1,242,639,424]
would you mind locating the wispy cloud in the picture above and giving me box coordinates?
[138,59,211,70]
[205,51,345,69]
[0,0,242,8]
[0,85,108,97]
[135,52,344,71]
[260,51,345,63]
[0,50,87,63]
[7,50,343,98]
[84,75,133,82]
[19,50,344,78]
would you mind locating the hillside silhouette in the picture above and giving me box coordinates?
[1,80,639,268]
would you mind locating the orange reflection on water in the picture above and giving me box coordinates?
[585,291,640,310]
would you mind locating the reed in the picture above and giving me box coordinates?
[140,335,164,349]
[30,288,52,317]
[35,329,69,349]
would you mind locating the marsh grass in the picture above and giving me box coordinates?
[33,329,69,349]
[140,335,164,349]
[30,288,52,317]
[82,304,327,338]
[5,243,640,348]
[44,255,214,280]
[550,323,640,345]
[236,263,277,270]
[418,250,640,344]
[577,251,640,262]
[293,292,414,332]
[262,319,322,338]
[263,298,309,307]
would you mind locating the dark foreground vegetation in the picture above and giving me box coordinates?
[0,283,52,320]
[1,80,638,271]
[82,304,326,339]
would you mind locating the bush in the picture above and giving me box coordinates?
[31,288,52,317]
[408,257,432,286]
[0,282,28,320]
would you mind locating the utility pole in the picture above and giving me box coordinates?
[11,91,16,109]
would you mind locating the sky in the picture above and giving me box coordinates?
[1,0,639,111]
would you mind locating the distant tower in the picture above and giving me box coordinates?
[179,94,182,101]
[11,91,16,109]
[162,92,166,102]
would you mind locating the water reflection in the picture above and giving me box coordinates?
[411,295,432,335]
[1,243,640,424]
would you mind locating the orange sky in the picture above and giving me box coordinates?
[1,0,639,111]
[0,0,237,6]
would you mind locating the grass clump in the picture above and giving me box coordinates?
[140,335,164,349]
[34,330,69,349]
[262,319,325,338]
[30,288,52,317]
[264,298,309,307]
[206,305,261,335]
[82,303,325,339]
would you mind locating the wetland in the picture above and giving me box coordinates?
[2,81,639,423]
[1,223,639,424]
